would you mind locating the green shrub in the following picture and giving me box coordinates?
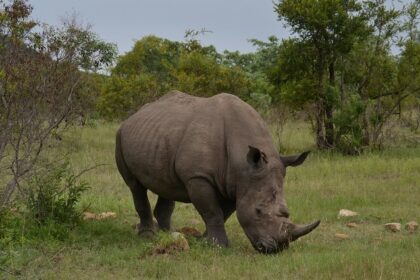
[27,162,88,228]
[0,161,89,246]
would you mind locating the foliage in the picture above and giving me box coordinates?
[0,0,116,206]
[27,161,88,227]
[268,0,420,153]
[174,50,251,98]
[98,34,252,120]
[0,162,89,251]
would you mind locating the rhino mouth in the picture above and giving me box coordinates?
[254,237,289,254]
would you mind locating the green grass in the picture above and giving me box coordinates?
[1,120,419,279]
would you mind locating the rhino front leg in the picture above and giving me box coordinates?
[186,178,229,247]
[221,200,236,222]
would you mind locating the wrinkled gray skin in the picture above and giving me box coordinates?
[116,91,320,253]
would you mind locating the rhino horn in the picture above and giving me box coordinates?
[289,220,320,241]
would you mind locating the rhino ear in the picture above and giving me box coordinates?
[247,146,267,168]
[280,151,310,167]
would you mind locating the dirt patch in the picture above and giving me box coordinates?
[176,227,202,238]
[346,222,358,228]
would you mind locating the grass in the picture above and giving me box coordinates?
[1,120,419,279]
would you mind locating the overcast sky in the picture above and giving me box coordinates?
[29,0,291,55]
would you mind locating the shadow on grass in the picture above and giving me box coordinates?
[68,219,150,249]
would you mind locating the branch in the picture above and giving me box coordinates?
[371,86,420,100]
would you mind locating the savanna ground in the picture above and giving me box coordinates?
[1,120,419,280]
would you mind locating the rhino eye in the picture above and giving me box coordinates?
[255,208,262,216]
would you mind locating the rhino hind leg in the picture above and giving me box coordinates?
[186,178,229,247]
[153,197,175,231]
[130,182,156,238]
[115,129,156,237]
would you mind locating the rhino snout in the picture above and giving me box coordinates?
[252,220,321,254]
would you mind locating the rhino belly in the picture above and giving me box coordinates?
[134,170,191,202]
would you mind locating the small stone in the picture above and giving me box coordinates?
[384,223,401,232]
[97,211,117,220]
[335,233,349,240]
[338,209,359,217]
[346,222,358,228]
[405,221,419,233]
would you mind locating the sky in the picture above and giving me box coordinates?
[29,0,291,55]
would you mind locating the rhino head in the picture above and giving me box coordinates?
[235,146,320,254]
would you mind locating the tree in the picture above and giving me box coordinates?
[98,34,252,120]
[271,0,419,152]
[97,35,181,119]
[174,47,251,99]
[274,0,367,148]
[0,0,116,206]
[334,0,420,150]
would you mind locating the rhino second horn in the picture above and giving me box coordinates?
[290,220,321,241]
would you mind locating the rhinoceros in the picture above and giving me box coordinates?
[115,91,320,253]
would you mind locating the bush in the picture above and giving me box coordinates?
[0,161,89,248]
[27,161,88,227]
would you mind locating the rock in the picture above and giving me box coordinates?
[152,232,190,255]
[335,233,349,240]
[384,223,401,232]
[97,212,117,220]
[338,209,359,217]
[170,232,182,239]
[83,211,117,221]
[171,232,190,251]
[405,221,419,233]
[346,222,358,228]
[190,218,201,225]
[83,212,97,221]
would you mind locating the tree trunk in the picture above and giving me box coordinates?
[315,102,326,148]
[325,62,335,147]
[315,49,327,148]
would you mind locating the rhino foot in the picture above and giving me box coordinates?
[136,221,158,239]
[138,228,156,239]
